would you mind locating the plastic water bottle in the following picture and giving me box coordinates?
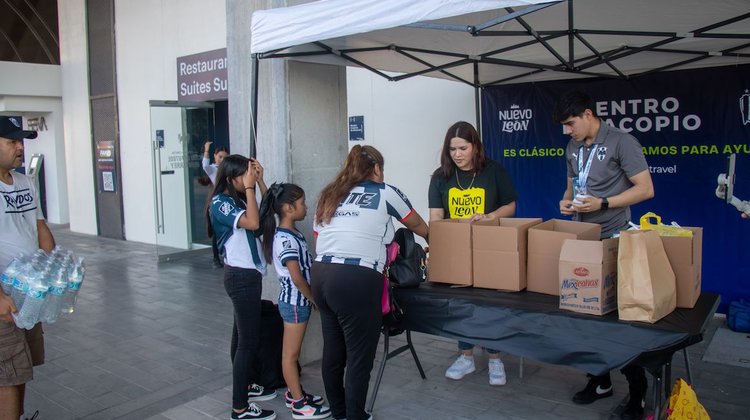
[13,270,48,329]
[11,263,33,308]
[61,257,85,314]
[1,258,22,295]
[40,268,67,323]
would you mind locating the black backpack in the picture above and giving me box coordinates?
[388,228,427,288]
[248,300,288,390]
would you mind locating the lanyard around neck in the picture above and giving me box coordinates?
[577,144,598,188]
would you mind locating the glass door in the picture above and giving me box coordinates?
[150,102,214,261]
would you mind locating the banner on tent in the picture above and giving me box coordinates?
[482,64,750,312]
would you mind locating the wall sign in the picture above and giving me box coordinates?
[176,48,228,102]
[349,115,364,141]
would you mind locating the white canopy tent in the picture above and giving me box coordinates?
[248,0,750,138]
[251,0,750,85]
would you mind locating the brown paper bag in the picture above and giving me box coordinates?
[617,230,676,323]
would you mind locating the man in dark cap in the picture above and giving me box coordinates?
[0,115,55,420]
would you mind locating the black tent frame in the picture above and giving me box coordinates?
[249,0,750,151]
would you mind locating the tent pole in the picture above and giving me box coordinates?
[250,54,259,159]
[568,0,574,68]
[474,62,481,138]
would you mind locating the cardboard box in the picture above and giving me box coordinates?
[527,219,601,295]
[472,218,543,291]
[559,238,618,315]
[428,219,473,286]
[660,227,703,308]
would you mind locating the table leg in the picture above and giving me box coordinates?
[664,359,672,402]
[367,329,427,413]
[366,330,390,414]
[406,330,426,379]
[683,347,693,385]
[652,365,663,420]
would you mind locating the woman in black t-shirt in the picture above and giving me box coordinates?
[428,121,517,386]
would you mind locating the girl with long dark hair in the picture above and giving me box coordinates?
[259,183,330,419]
[207,154,276,420]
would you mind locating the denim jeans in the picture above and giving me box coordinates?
[224,266,263,410]
[458,341,500,354]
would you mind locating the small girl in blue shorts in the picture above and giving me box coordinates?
[260,183,331,420]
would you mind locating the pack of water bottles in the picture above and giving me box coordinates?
[0,246,85,329]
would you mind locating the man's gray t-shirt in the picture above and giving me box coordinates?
[566,123,649,238]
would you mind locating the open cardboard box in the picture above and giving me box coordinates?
[472,218,543,291]
[527,219,601,295]
[428,219,473,286]
[559,238,618,315]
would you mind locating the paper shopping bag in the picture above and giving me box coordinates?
[617,230,676,323]
[667,378,710,419]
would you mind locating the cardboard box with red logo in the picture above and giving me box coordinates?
[472,218,543,291]
[428,219,473,286]
[527,219,601,295]
[558,238,619,315]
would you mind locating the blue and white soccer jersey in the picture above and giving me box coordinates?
[272,228,313,307]
[314,180,415,273]
[209,193,266,273]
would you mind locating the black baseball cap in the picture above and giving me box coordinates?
[0,116,38,140]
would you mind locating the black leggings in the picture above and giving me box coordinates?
[311,263,382,420]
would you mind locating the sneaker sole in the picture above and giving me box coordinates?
[248,392,277,402]
[231,413,277,420]
[445,367,475,380]
[291,411,331,420]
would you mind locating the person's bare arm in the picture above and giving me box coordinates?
[37,219,55,252]
[429,208,444,222]
[403,211,429,241]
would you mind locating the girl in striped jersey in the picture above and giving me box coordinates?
[260,183,331,420]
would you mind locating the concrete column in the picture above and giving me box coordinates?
[228,0,347,365]
[58,0,97,234]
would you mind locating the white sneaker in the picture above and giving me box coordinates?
[488,358,506,386]
[445,354,475,380]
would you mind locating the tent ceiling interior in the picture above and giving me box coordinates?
[0,0,59,65]
[251,0,750,87]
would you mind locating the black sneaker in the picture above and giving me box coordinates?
[231,403,276,420]
[572,375,613,404]
[291,395,331,419]
[247,384,277,402]
[285,389,325,408]
[213,259,224,268]
[620,397,645,420]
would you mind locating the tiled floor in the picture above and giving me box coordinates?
[21,226,750,419]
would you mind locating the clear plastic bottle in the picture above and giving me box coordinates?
[40,267,68,323]
[13,270,49,329]
[1,257,22,295]
[11,263,33,308]
[61,257,85,314]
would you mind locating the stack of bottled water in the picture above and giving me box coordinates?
[1,247,85,329]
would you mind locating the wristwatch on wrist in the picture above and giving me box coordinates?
[601,197,609,210]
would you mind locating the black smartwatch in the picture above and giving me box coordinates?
[601,197,609,210]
